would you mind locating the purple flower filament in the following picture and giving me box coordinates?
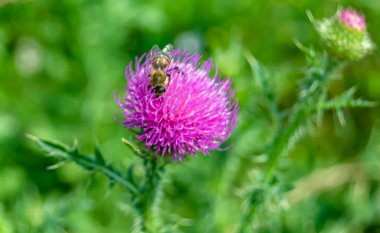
[118,48,238,160]
[339,8,366,31]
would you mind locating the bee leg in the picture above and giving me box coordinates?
[167,66,179,72]
[166,73,171,84]
[148,85,157,94]
[167,66,185,76]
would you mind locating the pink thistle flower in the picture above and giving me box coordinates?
[339,8,366,31]
[117,47,238,160]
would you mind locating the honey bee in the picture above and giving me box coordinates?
[148,44,174,96]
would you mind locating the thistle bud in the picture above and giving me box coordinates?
[315,8,374,61]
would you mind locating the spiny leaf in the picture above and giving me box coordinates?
[244,50,278,120]
[29,135,139,194]
[75,155,96,171]
[46,161,66,170]
[294,40,316,62]
[94,146,106,165]
[132,213,144,233]
[306,10,317,26]
[248,188,264,206]
[126,163,137,187]
[316,88,328,125]
[122,138,142,157]
[244,50,273,100]
[108,180,116,189]
[336,109,346,126]
[68,139,80,156]
[317,87,377,111]
[27,134,70,158]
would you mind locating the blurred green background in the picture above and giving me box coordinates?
[0,0,379,232]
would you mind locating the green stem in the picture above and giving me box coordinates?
[264,106,308,182]
[237,189,264,233]
[137,157,166,233]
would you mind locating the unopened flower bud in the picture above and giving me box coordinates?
[315,8,374,61]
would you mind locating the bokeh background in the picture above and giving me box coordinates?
[0,0,379,232]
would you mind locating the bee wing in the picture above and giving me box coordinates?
[151,44,160,51]
[162,44,173,54]
[148,44,160,59]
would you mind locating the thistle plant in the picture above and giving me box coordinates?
[29,47,238,232]
[237,7,375,232]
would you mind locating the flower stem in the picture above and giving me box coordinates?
[135,157,166,233]
[264,105,308,182]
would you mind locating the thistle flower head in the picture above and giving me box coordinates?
[117,47,238,160]
[314,7,374,61]
[339,8,366,31]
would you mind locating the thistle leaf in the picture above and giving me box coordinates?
[244,50,273,101]
[336,109,346,126]
[121,138,142,157]
[294,40,316,62]
[126,163,137,186]
[244,51,278,120]
[317,87,377,111]
[108,180,116,189]
[28,135,139,194]
[94,146,106,165]
[27,134,70,159]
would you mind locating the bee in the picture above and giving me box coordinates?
[148,44,174,97]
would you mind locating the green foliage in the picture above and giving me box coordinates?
[0,205,13,233]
